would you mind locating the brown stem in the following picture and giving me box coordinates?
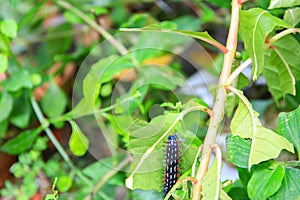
[55,0,128,55]
[192,0,243,199]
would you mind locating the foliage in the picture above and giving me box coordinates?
[0,0,299,200]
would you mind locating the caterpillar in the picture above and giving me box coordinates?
[163,134,180,196]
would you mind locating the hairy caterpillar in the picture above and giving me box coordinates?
[163,134,180,196]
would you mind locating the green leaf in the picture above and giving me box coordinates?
[125,113,180,191]
[283,7,300,27]
[278,106,300,157]
[0,19,17,38]
[121,27,226,52]
[10,93,31,128]
[3,69,33,92]
[239,8,289,80]
[0,53,8,73]
[263,49,296,104]
[230,90,261,139]
[250,126,294,166]
[57,175,72,192]
[230,89,294,168]
[269,168,300,199]
[0,129,40,155]
[272,35,300,79]
[41,81,67,118]
[247,164,285,199]
[69,121,89,156]
[226,134,251,168]
[268,0,300,9]
[0,92,13,123]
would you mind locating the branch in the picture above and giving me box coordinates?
[84,155,132,200]
[226,58,252,85]
[30,95,92,187]
[55,0,128,55]
[192,0,243,199]
[268,28,300,45]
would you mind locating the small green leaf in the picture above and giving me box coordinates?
[63,11,83,24]
[100,83,112,97]
[57,175,72,192]
[278,106,300,157]
[283,7,300,27]
[247,164,285,199]
[41,81,67,118]
[268,0,300,9]
[0,19,18,38]
[0,129,40,155]
[239,8,289,80]
[0,53,8,73]
[0,92,13,123]
[3,69,33,92]
[69,121,89,156]
[30,73,42,86]
[269,168,300,199]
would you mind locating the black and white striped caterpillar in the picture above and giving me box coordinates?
[163,134,180,196]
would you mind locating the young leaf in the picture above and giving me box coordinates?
[0,53,8,73]
[239,8,289,80]
[41,80,67,118]
[3,69,33,92]
[263,49,296,104]
[283,7,300,27]
[57,175,73,192]
[247,164,285,200]
[268,0,300,9]
[69,121,89,156]
[0,92,13,123]
[278,106,300,157]
[0,19,18,38]
[0,129,40,155]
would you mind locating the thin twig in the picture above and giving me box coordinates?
[55,0,128,55]
[226,58,252,85]
[268,28,300,45]
[30,95,92,187]
[192,0,243,199]
[84,155,132,200]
